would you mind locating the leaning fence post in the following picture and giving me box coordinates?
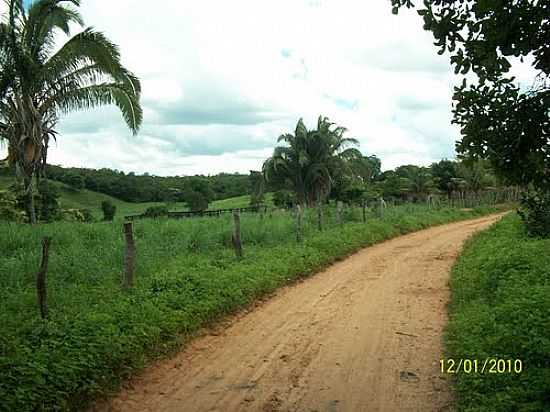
[36,236,51,320]
[232,211,243,259]
[296,204,303,242]
[123,222,136,289]
[337,201,343,226]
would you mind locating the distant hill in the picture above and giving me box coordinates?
[0,175,273,219]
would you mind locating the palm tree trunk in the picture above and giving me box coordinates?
[24,175,37,224]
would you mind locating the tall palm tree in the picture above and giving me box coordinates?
[263,118,310,204]
[0,0,142,223]
[263,116,361,206]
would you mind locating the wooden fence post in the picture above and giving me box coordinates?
[123,222,136,288]
[378,197,384,218]
[232,211,243,259]
[36,236,51,320]
[362,200,367,223]
[317,194,323,231]
[296,204,303,242]
[337,201,343,226]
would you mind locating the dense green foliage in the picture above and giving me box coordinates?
[35,180,61,222]
[101,200,116,221]
[0,203,503,411]
[0,188,25,222]
[391,0,549,192]
[45,165,253,203]
[518,190,550,238]
[446,214,550,411]
[263,116,362,205]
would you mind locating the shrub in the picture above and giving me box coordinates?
[59,209,94,223]
[61,209,86,222]
[80,209,95,223]
[517,189,550,238]
[101,200,117,221]
[36,180,61,222]
[143,205,169,218]
[0,190,26,222]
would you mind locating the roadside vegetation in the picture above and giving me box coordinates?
[0,202,506,411]
[446,213,550,412]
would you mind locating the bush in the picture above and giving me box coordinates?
[0,190,26,222]
[36,180,61,222]
[143,205,169,218]
[101,200,117,221]
[80,209,95,223]
[60,209,94,223]
[517,189,550,238]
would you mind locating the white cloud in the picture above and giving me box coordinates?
[1,0,507,174]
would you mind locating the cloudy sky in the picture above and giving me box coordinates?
[1,1,533,176]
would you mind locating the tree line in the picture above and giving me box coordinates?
[260,116,506,209]
[42,165,253,205]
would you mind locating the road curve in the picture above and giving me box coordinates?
[93,213,505,412]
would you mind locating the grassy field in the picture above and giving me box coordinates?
[445,213,550,412]
[0,175,272,218]
[0,203,507,411]
[210,192,274,209]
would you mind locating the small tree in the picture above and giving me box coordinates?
[101,200,116,221]
[185,191,208,212]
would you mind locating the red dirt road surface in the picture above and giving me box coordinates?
[94,214,504,412]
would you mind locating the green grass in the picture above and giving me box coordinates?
[210,193,274,209]
[0,203,507,411]
[445,213,550,412]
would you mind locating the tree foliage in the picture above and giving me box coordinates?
[392,0,550,191]
[263,116,362,205]
[101,200,116,221]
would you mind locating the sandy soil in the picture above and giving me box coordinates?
[93,213,504,412]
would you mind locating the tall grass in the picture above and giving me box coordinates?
[0,203,506,411]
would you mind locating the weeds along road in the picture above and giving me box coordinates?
[94,213,506,412]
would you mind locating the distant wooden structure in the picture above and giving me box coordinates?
[124,205,268,221]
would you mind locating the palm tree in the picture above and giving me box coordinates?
[263,116,361,206]
[0,0,142,223]
[403,166,434,201]
[262,118,310,204]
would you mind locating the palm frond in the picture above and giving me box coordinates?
[43,82,142,134]
[24,0,84,62]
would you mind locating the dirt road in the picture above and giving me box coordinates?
[95,214,504,412]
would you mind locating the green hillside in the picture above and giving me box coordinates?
[0,175,272,218]
[210,192,274,209]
